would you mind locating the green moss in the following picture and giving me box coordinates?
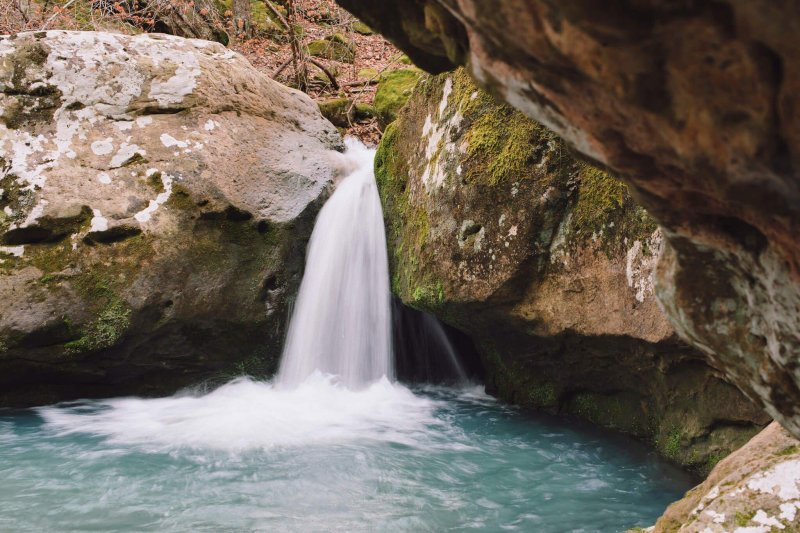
[568,164,658,255]
[306,34,355,63]
[317,98,353,127]
[464,100,551,186]
[659,428,683,460]
[527,382,557,407]
[735,510,756,527]
[351,21,372,35]
[64,294,131,354]
[358,68,379,80]
[410,279,444,311]
[147,171,165,193]
[374,68,423,126]
[165,183,196,211]
[705,452,723,471]
[775,444,800,456]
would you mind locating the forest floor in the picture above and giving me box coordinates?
[1,0,402,144]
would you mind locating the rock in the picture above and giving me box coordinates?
[652,422,800,532]
[353,103,377,122]
[351,21,373,35]
[0,31,343,407]
[357,67,379,80]
[338,0,800,440]
[318,97,354,127]
[306,33,356,63]
[373,68,423,126]
[376,69,770,473]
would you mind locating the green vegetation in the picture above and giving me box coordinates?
[64,293,131,354]
[735,510,756,527]
[775,444,800,456]
[374,68,423,125]
[569,164,657,255]
[306,34,356,63]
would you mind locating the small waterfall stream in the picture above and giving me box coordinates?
[278,139,392,387]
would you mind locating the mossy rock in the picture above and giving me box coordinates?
[351,21,373,35]
[357,67,379,80]
[375,66,769,473]
[318,97,354,127]
[354,103,377,122]
[306,33,356,63]
[374,68,423,126]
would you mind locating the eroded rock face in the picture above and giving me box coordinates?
[338,0,800,439]
[0,31,343,406]
[653,421,800,532]
[376,69,769,473]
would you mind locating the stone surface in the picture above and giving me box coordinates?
[653,421,800,532]
[376,69,770,473]
[0,31,343,406]
[338,0,800,439]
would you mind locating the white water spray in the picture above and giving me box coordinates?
[277,139,393,388]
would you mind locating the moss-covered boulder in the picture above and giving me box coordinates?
[351,21,373,35]
[0,31,343,407]
[376,68,769,474]
[373,68,423,126]
[306,33,356,63]
[318,98,353,127]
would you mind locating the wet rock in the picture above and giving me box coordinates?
[376,69,770,473]
[0,31,343,407]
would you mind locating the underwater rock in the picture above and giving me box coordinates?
[376,68,770,473]
[0,31,342,406]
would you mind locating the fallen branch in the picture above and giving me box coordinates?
[272,57,292,78]
[308,58,339,90]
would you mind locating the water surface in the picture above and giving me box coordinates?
[0,376,691,532]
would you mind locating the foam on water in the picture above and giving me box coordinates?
[39,374,439,452]
[1,385,692,532]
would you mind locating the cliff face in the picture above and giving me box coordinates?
[338,0,800,441]
[0,31,343,405]
[376,69,769,473]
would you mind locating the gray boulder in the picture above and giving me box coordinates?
[0,31,343,406]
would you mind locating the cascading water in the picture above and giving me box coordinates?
[278,139,392,387]
[0,139,694,532]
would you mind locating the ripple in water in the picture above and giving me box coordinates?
[0,376,692,532]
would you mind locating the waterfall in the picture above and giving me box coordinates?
[277,138,393,388]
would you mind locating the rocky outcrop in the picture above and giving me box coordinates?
[338,0,800,439]
[0,31,343,406]
[376,69,769,473]
[652,421,800,532]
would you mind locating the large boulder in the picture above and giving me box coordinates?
[0,31,342,406]
[338,0,800,439]
[652,421,800,532]
[376,69,769,473]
